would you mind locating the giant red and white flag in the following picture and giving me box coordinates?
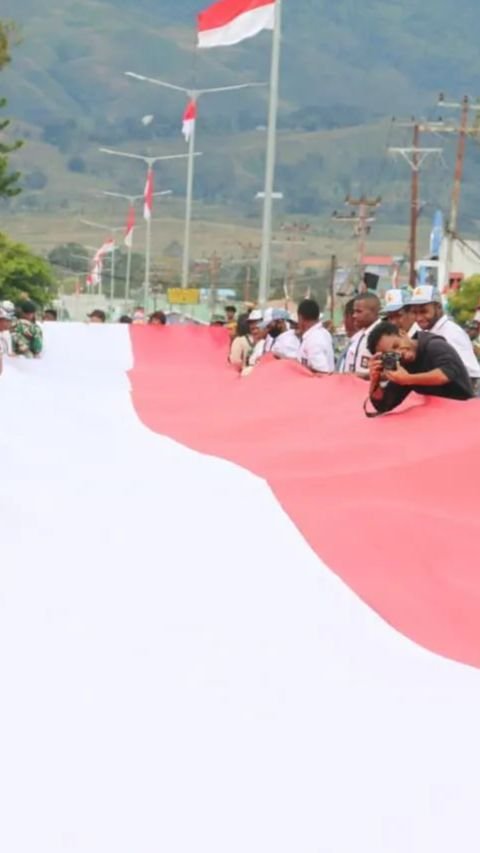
[124,204,136,248]
[198,0,276,48]
[1,324,480,852]
[144,168,154,220]
[182,100,197,142]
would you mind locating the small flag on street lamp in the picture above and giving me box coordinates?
[124,205,136,248]
[143,169,154,221]
[182,100,198,143]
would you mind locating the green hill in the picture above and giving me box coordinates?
[1,0,480,228]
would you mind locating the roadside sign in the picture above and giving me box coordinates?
[167,288,200,305]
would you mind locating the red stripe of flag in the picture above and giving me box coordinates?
[198,0,275,47]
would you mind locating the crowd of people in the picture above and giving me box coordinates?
[1,287,480,415]
[223,284,480,413]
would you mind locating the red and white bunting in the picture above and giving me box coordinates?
[182,100,197,143]
[198,0,276,48]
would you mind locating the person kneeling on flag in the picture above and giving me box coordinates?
[366,321,474,415]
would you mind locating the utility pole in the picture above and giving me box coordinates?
[389,123,442,288]
[436,94,480,288]
[332,196,381,285]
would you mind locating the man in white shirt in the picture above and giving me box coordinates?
[0,308,13,357]
[410,285,480,382]
[261,308,291,353]
[296,299,334,373]
[382,289,419,337]
[340,292,381,376]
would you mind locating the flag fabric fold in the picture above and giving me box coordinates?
[124,205,136,248]
[1,323,480,853]
[182,100,197,142]
[144,168,154,221]
[198,0,276,48]
[88,239,115,289]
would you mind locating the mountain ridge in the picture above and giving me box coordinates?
[1,0,480,226]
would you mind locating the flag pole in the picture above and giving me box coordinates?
[110,244,116,303]
[144,167,153,313]
[125,228,133,306]
[258,0,282,308]
[182,105,197,288]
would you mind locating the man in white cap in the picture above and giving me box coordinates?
[409,285,480,384]
[382,289,419,337]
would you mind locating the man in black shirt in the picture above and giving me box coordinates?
[366,321,474,414]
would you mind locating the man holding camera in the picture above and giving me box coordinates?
[366,321,474,414]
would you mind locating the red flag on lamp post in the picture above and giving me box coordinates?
[144,168,154,221]
[182,100,197,143]
[125,205,136,248]
[197,0,276,48]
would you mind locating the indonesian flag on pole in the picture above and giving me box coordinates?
[124,205,136,248]
[144,168,154,221]
[182,100,197,142]
[3,323,480,853]
[94,238,115,263]
[198,0,276,48]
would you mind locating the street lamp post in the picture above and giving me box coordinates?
[99,149,190,311]
[125,72,266,288]
[80,220,125,301]
[100,190,172,305]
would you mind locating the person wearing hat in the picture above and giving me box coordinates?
[261,308,302,360]
[88,309,107,324]
[11,300,43,358]
[382,289,419,337]
[261,308,290,352]
[409,285,480,383]
[229,309,263,373]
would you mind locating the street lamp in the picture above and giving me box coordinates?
[125,72,266,289]
[100,189,172,304]
[80,219,125,302]
[99,148,191,310]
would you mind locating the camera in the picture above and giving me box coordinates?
[381,352,401,371]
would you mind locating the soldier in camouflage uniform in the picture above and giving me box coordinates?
[11,301,43,358]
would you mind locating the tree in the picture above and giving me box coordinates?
[448,275,480,325]
[67,155,86,174]
[0,232,56,305]
[0,21,22,198]
[48,243,91,274]
[24,168,48,190]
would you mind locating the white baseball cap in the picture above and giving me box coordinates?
[248,309,263,322]
[409,285,442,305]
[383,289,410,314]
